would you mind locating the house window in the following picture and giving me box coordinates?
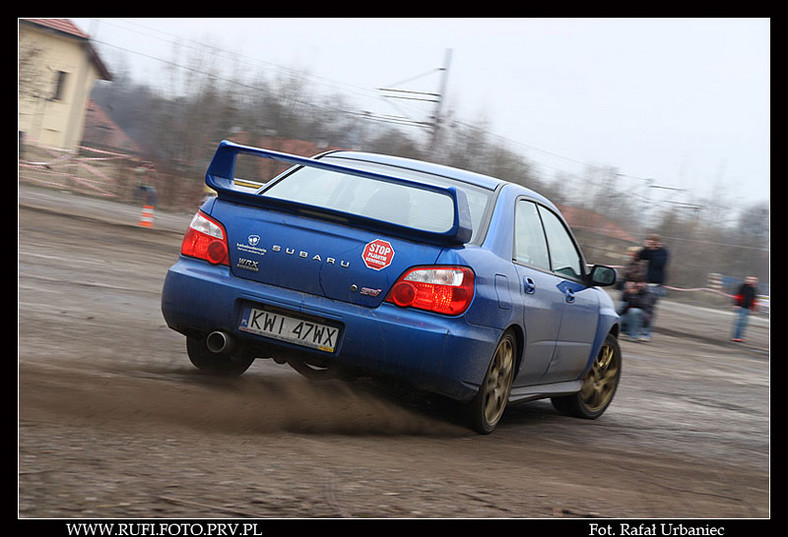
[52,71,68,101]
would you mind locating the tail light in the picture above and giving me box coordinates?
[385,266,475,315]
[180,211,229,265]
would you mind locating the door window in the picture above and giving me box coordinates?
[538,206,584,280]
[515,200,584,280]
[514,200,550,271]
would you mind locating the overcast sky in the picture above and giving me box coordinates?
[71,17,770,208]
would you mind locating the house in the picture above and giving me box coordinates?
[19,18,112,151]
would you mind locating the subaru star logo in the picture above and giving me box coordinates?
[247,235,260,246]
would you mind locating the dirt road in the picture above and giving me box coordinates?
[18,186,770,525]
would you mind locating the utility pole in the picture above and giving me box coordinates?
[364,49,452,152]
[430,48,452,152]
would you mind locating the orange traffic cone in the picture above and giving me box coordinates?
[138,205,155,228]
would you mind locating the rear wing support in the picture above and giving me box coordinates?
[205,140,473,245]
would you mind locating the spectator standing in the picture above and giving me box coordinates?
[134,162,158,207]
[731,276,759,342]
[636,234,670,341]
[638,234,669,285]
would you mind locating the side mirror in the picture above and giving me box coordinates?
[588,265,617,287]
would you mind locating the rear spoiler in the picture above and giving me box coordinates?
[205,140,473,245]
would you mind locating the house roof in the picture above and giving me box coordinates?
[82,100,144,155]
[558,204,638,243]
[22,18,90,38]
[20,18,112,81]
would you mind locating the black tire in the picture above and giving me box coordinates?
[551,334,621,419]
[468,330,516,434]
[186,335,254,376]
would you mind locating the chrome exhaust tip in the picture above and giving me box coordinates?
[206,331,234,354]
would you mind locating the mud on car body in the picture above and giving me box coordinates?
[161,141,621,433]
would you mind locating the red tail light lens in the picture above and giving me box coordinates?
[385,267,475,315]
[180,211,229,265]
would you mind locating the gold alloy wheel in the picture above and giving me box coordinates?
[482,334,515,427]
[579,339,620,413]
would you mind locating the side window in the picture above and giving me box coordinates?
[538,206,584,280]
[514,200,550,271]
[52,71,68,101]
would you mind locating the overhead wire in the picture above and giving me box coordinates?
[80,18,763,229]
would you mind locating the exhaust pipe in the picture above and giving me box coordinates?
[206,331,234,354]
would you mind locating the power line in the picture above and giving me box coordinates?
[83,19,622,177]
[80,19,751,213]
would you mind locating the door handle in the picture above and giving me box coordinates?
[523,277,536,294]
[557,280,584,304]
[564,288,576,304]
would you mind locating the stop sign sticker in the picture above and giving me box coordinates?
[362,239,395,270]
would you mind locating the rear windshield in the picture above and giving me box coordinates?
[260,156,493,242]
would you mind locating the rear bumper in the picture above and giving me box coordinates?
[161,257,501,401]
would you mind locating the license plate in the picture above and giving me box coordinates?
[239,306,340,353]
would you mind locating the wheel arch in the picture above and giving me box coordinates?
[581,302,621,378]
[506,322,526,378]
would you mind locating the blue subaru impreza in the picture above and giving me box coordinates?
[161,140,621,433]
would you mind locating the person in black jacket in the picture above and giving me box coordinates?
[637,234,670,340]
[731,276,759,342]
[638,233,669,285]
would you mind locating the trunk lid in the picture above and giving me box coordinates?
[215,202,442,307]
